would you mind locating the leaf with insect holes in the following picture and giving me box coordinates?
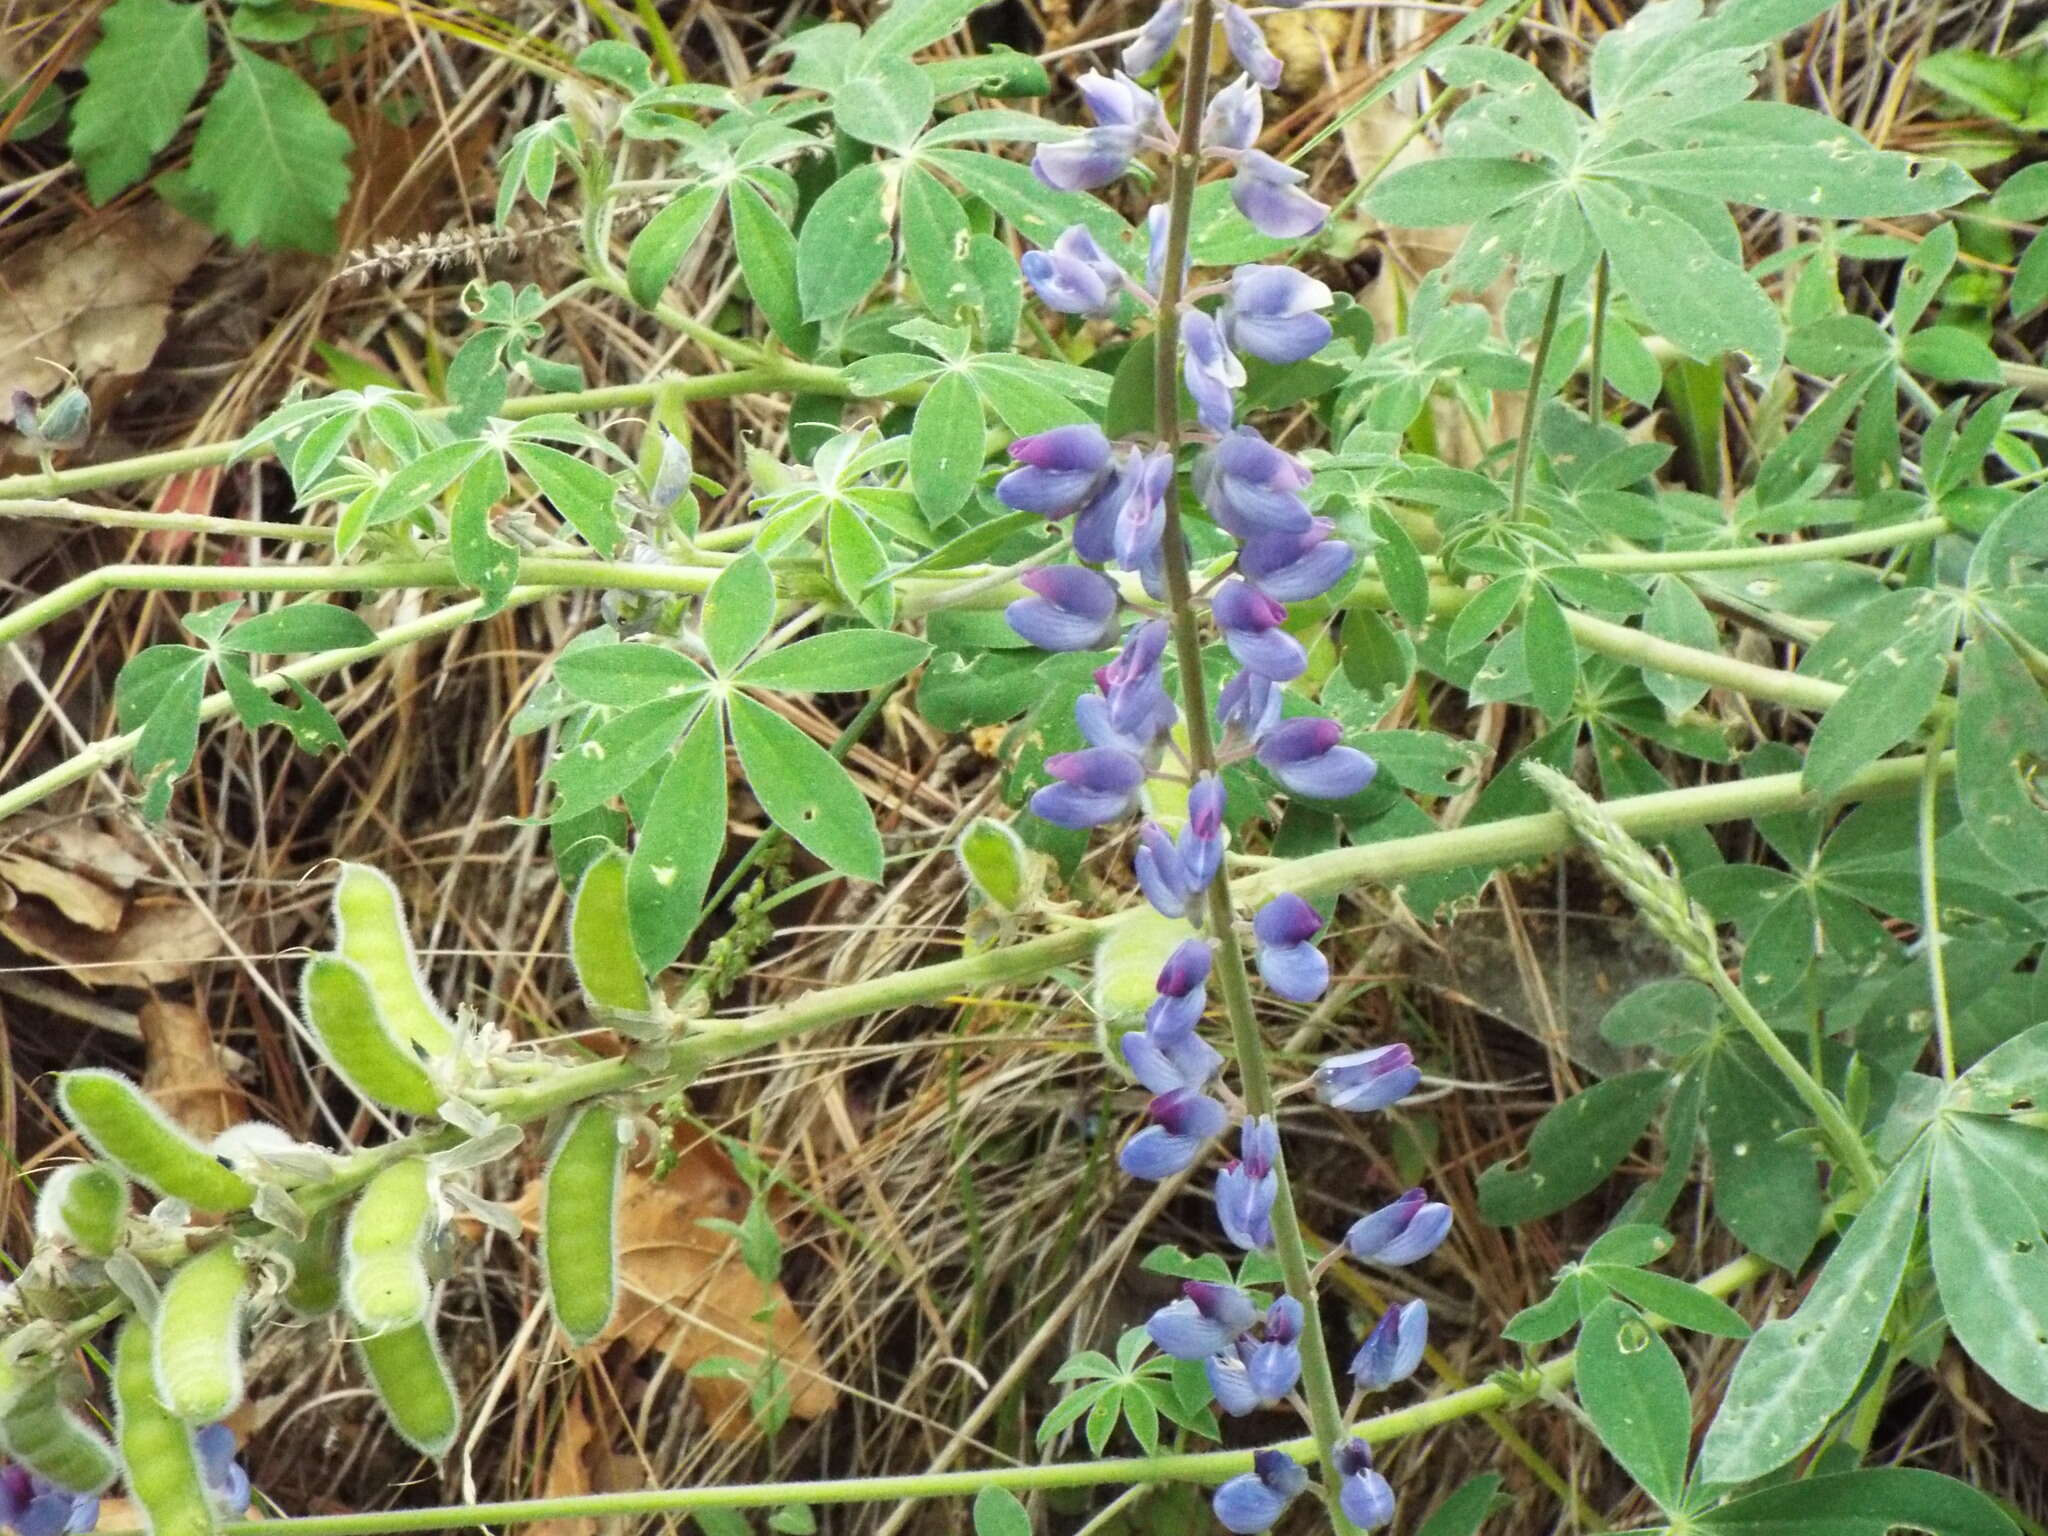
[797,165,893,322]
[1577,1299,1691,1514]
[628,707,728,972]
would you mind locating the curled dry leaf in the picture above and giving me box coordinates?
[139,999,248,1138]
[0,894,219,990]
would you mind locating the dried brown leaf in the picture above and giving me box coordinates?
[0,894,217,989]
[139,999,246,1138]
[0,853,126,932]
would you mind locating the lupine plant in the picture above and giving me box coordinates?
[6,0,2048,1533]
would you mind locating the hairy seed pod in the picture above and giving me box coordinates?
[112,1318,211,1536]
[152,1245,249,1423]
[301,955,441,1116]
[57,1071,255,1214]
[278,1205,344,1317]
[542,1106,625,1346]
[570,850,654,1017]
[344,1158,434,1333]
[0,1374,118,1495]
[35,1163,129,1258]
[333,864,455,1058]
[356,1316,458,1455]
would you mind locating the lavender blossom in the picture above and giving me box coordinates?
[0,1467,97,1536]
[1256,717,1377,800]
[1238,521,1354,602]
[1211,1450,1307,1534]
[1351,1299,1428,1391]
[1092,618,1176,748]
[1232,149,1329,240]
[1220,6,1283,90]
[1006,565,1122,652]
[1215,1114,1279,1249]
[1135,821,1202,920]
[1071,454,1133,564]
[1196,428,1313,539]
[1314,1044,1420,1113]
[1182,775,1226,887]
[1345,1188,1453,1266]
[1122,0,1187,75]
[1220,265,1334,364]
[1120,1088,1228,1180]
[1123,1021,1223,1093]
[1252,892,1328,1001]
[1202,75,1264,155]
[1148,939,1212,1036]
[995,425,1114,516]
[1033,126,1143,191]
[1146,1280,1259,1359]
[1334,1440,1396,1531]
[1218,669,1283,744]
[1206,1294,1303,1414]
[195,1425,252,1516]
[1182,309,1245,433]
[1022,226,1125,315]
[1113,448,1174,573]
[1030,747,1146,828]
[1212,579,1307,682]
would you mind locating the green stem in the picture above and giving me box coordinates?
[1509,275,1566,523]
[1588,255,1610,424]
[0,499,337,542]
[1919,715,1958,1081]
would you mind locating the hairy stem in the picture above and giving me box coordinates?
[1919,715,1958,1080]
[1508,275,1566,523]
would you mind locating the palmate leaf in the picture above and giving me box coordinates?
[182,45,354,253]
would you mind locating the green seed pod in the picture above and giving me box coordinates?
[34,1163,129,1258]
[344,1157,434,1333]
[56,1071,254,1214]
[152,1245,249,1423]
[333,864,455,1059]
[112,1318,211,1536]
[0,1374,118,1495]
[570,850,653,1018]
[542,1107,625,1346]
[278,1205,344,1317]
[301,955,441,1116]
[956,818,1033,913]
[356,1317,458,1456]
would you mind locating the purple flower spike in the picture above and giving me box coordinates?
[1212,1450,1307,1535]
[997,424,1114,516]
[1182,309,1245,433]
[1232,149,1329,240]
[1221,8,1283,90]
[1181,774,1226,888]
[1007,565,1121,652]
[1202,75,1264,155]
[1147,1279,1258,1359]
[1196,427,1314,539]
[1148,939,1212,1036]
[1221,265,1334,364]
[1212,578,1307,683]
[1120,1088,1228,1180]
[1135,820,1200,920]
[0,1466,98,1536]
[1352,1299,1428,1391]
[1239,522,1354,602]
[1315,1043,1420,1113]
[1033,125,1142,191]
[1123,0,1187,74]
[1030,747,1146,829]
[1346,1188,1453,1266]
[1253,892,1328,1001]
[1218,670,1283,744]
[1334,1440,1396,1531]
[1123,1023,1222,1094]
[1113,449,1173,573]
[1257,717,1377,800]
[1022,226,1124,316]
[1215,1114,1279,1249]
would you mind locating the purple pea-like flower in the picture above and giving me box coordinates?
[1147,1279,1258,1359]
[1120,1088,1228,1181]
[1022,226,1125,316]
[1238,521,1354,602]
[1241,1294,1303,1400]
[1033,125,1143,191]
[1334,1440,1396,1531]
[1211,1449,1308,1534]
[996,424,1114,517]
[1196,427,1313,539]
[1095,618,1177,746]
[1135,820,1201,920]
[1075,70,1165,134]
[1123,1021,1222,1094]
[1143,205,1173,297]
[1314,1043,1420,1113]
[1256,717,1377,800]
[1232,148,1329,240]
[1252,891,1328,1001]
[1182,309,1245,433]
[1221,7,1283,90]
[1215,1114,1279,1250]
[1182,774,1226,888]
[1205,1350,1261,1417]
[1212,579,1307,683]
[1006,565,1122,652]
[0,1466,98,1536]
[1148,939,1212,1036]
[1346,1188,1453,1266]
[1070,453,1132,564]
[1221,265,1334,364]
[1218,669,1283,744]
[1352,1298,1428,1391]
[1202,74,1264,155]
[195,1424,252,1516]
[1113,448,1174,573]
[1030,747,1147,829]
[1122,0,1186,75]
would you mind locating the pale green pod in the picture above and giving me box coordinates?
[956,818,1032,913]
[570,850,653,1017]
[35,1163,129,1258]
[344,1157,434,1333]
[333,864,455,1058]
[279,1205,344,1317]
[0,1376,118,1495]
[356,1317,458,1456]
[542,1107,625,1346]
[112,1318,212,1536]
[301,955,441,1116]
[152,1245,249,1423]
[56,1071,254,1214]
